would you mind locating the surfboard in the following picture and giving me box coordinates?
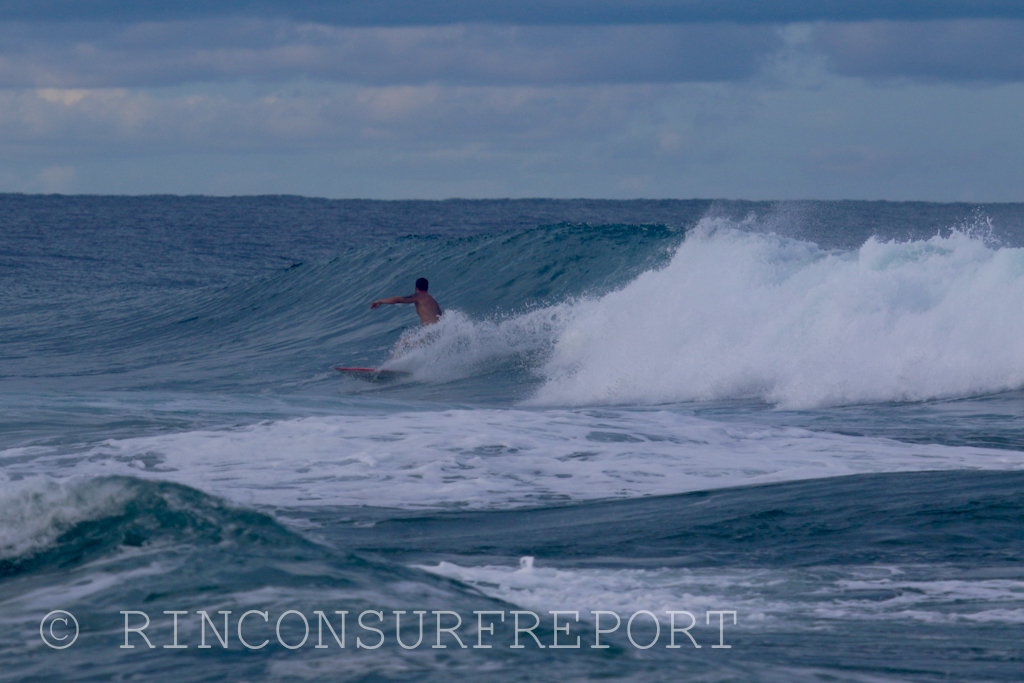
[334,367,410,382]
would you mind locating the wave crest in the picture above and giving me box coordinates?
[529,219,1024,408]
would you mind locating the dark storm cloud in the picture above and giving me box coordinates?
[2,0,1023,25]
[811,19,1024,82]
[0,22,781,88]
[1,2,1022,88]
[4,17,1024,88]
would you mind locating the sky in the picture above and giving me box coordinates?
[1,1,1022,200]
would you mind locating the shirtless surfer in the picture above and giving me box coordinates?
[370,278,443,326]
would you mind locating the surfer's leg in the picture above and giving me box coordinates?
[391,330,416,358]
[391,324,440,358]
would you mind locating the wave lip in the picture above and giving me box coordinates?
[0,476,134,563]
[530,221,1024,409]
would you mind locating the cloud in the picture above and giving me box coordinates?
[3,1,1023,25]
[4,17,1023,89]
[0,6,1021,201]
[0,84,665,154]
[0,21,782,88]
[33,164,76,191]
[3,77,1022,201]
[810,19,1024,82]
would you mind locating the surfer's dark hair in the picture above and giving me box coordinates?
[416,278,429,291]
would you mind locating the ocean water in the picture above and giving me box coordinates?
[2,195,1024,682]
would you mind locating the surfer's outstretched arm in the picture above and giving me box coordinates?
[371,295,415,309]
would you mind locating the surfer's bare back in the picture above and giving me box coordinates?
[370,278,443,326]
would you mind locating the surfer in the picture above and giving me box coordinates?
[370,278,443,326]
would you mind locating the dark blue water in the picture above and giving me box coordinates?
[3,195,1024,682]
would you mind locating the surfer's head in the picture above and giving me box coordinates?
[415,278,429,292]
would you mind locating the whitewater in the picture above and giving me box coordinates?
[2,196,1024,682]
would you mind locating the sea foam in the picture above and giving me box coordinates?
[6,407,1020,510]
[530,220,1024,409]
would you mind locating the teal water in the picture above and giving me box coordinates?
[2,196,1024,682]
